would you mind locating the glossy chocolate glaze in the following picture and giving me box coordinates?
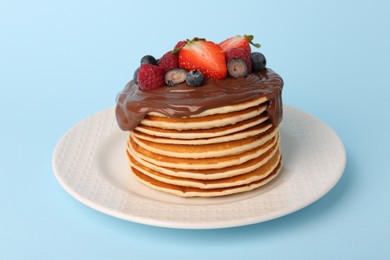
[116,68,283,131]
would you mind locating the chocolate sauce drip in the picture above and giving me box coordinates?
[115,69,283,131]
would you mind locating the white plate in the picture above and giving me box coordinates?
[52,105,346,229]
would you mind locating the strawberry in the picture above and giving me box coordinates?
[219,34,261,55]
[178,39,227,79]
[137,64,165,91]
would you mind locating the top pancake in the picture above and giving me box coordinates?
[140,104,267,130]
[148,96,269,118]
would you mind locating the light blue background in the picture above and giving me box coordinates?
[1,0,389,259]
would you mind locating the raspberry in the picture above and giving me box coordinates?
[226,48,252,73]
[137,64,165,91]
[157,51,178,72]
[174,40,187,49]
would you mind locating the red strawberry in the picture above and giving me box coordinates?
[137,64,165,91]
[226,48,252,73]
[178,39,227,79]
[157,51,178,72]
[219,34,261,55]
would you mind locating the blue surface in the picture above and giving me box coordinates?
[1,0,389,259]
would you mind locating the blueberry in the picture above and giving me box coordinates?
[133,67,140,84]
[250,52,266,71]
[140,55,157,65]
[186,70,204,87]
[165,68,187,86]
[227,58,248,78]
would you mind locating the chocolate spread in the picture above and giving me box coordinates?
[115,68,283,131]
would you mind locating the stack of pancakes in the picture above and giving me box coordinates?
[126,96,282,197]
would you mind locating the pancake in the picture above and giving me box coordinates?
[147,96,269,118]
[124,92,282,197]
[127,134,280,179]
[132,160,282,197]
[131,127,278,159]
[139,104,267,130]
[129,148,281,189]
[127,133,279,170]
[133,118,272,145]
[134,113,269,140]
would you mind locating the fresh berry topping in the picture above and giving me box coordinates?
[133,67,140,84]
[226,48,252,73]
[140,55,157,65]
[157,51,179,73]
[227,59,248,78]
[174,40,187,49]
[219,35,260,55]
[186,70,204,87]
[165,68,187,86]
[137,64,165,91]
[250,52,267,71]
[179,38,227,79]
